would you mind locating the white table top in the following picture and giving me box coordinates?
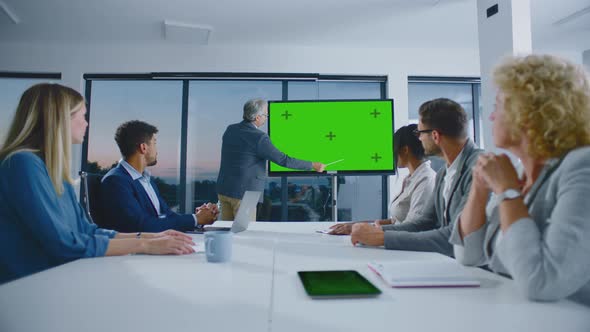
[1,222,588,332]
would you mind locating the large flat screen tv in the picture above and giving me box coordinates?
[268,99,395,176]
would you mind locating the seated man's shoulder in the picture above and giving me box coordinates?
[101,167,130,184]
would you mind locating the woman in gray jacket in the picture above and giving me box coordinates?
[450,54,590,305]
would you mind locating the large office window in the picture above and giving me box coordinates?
[85,80,183,209]
[186,81,282,218]
[0,74,61,143]
[408,77,481,171]
[83,74,388,221]
[286,80,386,221]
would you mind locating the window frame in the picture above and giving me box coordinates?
[408,76,481,145]
[82,73,389,220]
[0,72,61,80]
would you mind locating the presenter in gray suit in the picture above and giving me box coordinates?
[346,98,483,257]
[452,54,590,305]
[216,99,325,221]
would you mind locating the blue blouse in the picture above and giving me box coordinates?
[0,152,116,283]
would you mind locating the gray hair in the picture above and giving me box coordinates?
[243,98,267,121]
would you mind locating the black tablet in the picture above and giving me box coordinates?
[298,270,382,298]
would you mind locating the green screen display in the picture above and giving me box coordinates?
[298,270,382,298]
[268,99,395,175]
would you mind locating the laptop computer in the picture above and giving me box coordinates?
[199,190,262,233]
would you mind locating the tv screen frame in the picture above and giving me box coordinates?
[267,99,395,177]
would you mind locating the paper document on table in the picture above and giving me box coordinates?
[368,260,480,288]
[191,242,205,253]
[315,228,347,235]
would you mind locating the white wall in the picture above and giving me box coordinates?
[539,50,583,65]
[476,0,532,152]
[0,41,481,219]
[0,41,481,121]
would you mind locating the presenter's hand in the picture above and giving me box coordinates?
[328,222,355,235]
[142,236,195,255]
[312,162,326,172]
[350,223,384,247]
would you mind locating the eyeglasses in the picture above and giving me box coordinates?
[413,128,435,137]
[260,114,269,118]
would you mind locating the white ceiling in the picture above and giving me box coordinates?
[0,0,588,51]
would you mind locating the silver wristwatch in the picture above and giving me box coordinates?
[495,188,522,205]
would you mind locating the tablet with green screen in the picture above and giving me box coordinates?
[298,270,382,298]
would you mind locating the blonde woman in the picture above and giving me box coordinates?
[451,55,590,304]
[0,84,195,284]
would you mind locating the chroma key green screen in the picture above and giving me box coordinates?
[268,99,395,176]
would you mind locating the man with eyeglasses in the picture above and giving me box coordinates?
[349,98,484,257]
[216,98,325,221]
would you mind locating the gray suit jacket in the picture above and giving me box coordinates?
[216,121,312,199]
[451,147,590,305]
[382,139,483,256]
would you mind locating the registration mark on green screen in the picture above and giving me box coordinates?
[298,270,382,298]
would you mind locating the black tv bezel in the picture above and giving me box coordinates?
[267,98,395,177]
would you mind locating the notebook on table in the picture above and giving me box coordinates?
[367,260,480,288]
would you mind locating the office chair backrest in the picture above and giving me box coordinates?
[79,171,106,227]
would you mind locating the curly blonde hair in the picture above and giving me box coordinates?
[493,54,590,159]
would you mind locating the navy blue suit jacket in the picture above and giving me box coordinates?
[99,164,194,232]
[216,121,312,199]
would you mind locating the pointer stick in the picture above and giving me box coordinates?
[325,159,345,167]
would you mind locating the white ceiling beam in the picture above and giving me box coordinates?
[553,5,590,26]
[0,1,20,24]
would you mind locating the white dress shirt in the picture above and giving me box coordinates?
[120,159,163,217]
[441,146,466,222]
[119,160,199,226]
[443,147,466,203]
[389,160,436,223]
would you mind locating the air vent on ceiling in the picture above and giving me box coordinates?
[163,20,212,45]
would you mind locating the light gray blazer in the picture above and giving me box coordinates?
[450,147,590,305]
[382,139,483,256]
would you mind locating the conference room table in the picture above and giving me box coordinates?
[1,222,588,332]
